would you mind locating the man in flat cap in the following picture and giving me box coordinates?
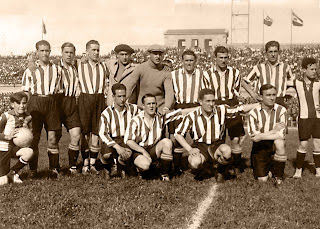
[125,44,174,114]
[106,44,138,106]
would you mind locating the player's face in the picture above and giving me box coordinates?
[216,52,228,70]
[266,46,279,65]
[12,97,27,116]
[183,55,196,73]
[37,45,50,64]
[200,94,215,114]
[117,51,131,65]
[261,88,277,108]
[143,97,157,116]
[62,47,75,65]
[149,51,163,65]
[113,89,126,107]
[305,63,317,79]
[87,44,100,62]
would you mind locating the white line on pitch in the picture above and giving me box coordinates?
[187,183,218,229]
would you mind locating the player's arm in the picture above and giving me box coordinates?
[163,72,175,112]
[0,114,14,141]
[241,80,261,101]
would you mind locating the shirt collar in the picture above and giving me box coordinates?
[198,106,216,118]
[111,103,129,112]
[259,103,276,111]
[182,68,196,75]
[265,60,280,67]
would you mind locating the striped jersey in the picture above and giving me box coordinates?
[58,60,79,97]
[99,103,140,147]
[243,61,294,97]
[204,66,241,100]
[248,103,287,139]
[171,68,207,104]
[294,79,320,119]
[78,61,109,94]
[22,62,61,95]
[175,105,244,144]
[124,109,183,147]
[0,110,32,151]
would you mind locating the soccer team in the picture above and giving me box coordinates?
[0,39,319,186]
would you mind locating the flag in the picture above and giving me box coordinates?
[264,14,273,26]
[42,19,47,35]
[292,11,303,26]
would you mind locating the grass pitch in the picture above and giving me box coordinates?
[0,128,319,229]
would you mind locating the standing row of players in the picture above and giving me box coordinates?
[0,39,319,185]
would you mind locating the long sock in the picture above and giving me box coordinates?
[29,150,39,171]
[68,144,80,168]
[273,160,285,178]
[11,158,27,173]
[173,148,183,168]
[296,151,306,169]
[313,151,320,168]
[48,148,59,170]
[160,159,172,175]
[81,149,90,167]
[89,145,100,167]
[232,153,242,168]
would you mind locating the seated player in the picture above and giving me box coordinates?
[292,57,320,178]
[175,88,258,182]
[99,83,140,179]
[0,92,34,185]
[124,94,195,181]
[248,84,287,185]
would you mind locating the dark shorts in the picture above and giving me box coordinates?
[251,140,274,178]
[215,98,245,139]
[55,94,81,130]
[298,118,320,141]
[132,144,158,162]
[192,140,224,163]
[28,95,61,131]
[78,93,106,135]
[101,137,130,156]
[0,145,20,176]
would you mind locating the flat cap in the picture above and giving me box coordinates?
[147,44,165,53]
[114,44,134,54]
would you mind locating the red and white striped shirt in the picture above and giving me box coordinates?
[78,61,109,94]
[124,109,183,147]
[294,79,320,119]
[59,60,79,97]
[171,68,207,104]
[99,103,140,147]
[244,61,294,97]
[22,62,61,95]
[248,103,287,139]
[204,66,241,100]
[175,105,244,144]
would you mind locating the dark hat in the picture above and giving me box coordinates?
[114,44,134,54]
[147,44,165,53]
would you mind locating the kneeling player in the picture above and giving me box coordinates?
[99,83,140,179]
[0,92,34,185]
[248,84,287,185]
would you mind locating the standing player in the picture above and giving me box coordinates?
[175,89,258,182]
[170,49,207,175]
[78,40,109,174]
[22,40,61,178]
[248,84,287,185]
[242,40,294,107]
[204,46,245,175]
[292,57,320,178]
[0,92,33,185]
[99,83,140,179]
[55,42,81,174]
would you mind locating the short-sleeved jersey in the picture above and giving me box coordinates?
[248,103,287,139]
[171,68,207,104]
[294,79,320,119]
[204,66,241,100]
[99,103,140,147]
[244,61,293,97]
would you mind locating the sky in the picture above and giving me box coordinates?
[0,0,319,55]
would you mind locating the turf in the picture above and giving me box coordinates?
[0,128,319,228]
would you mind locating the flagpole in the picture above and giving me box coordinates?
[262,9,264,47]
[290,10,292,47]
[41,18,43,40]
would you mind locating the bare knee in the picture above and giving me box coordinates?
[17,148,34,162]
[134,155,151,171]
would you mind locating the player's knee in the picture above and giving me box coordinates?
[17,148,34,162]
[69,129,81,144]
[101,152,112,161]
[134,155,151,171]
[313,139,320,151]
[188,155,203,169]
[47,132,58,147]
[220,144,232,157]
[162,138,173,149]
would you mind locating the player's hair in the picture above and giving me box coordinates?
[35,40,51,50]
[182,49,197,61]
[301,57,317,69]
[61,42,76,52]
[142,93,156,104]
[265,40,280,52]
[214,46,228,57]
[199,88,215,100]
[112,83,126,95]
[86,40,100,50]
[260,84,276,95]
[10,91,28,103]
